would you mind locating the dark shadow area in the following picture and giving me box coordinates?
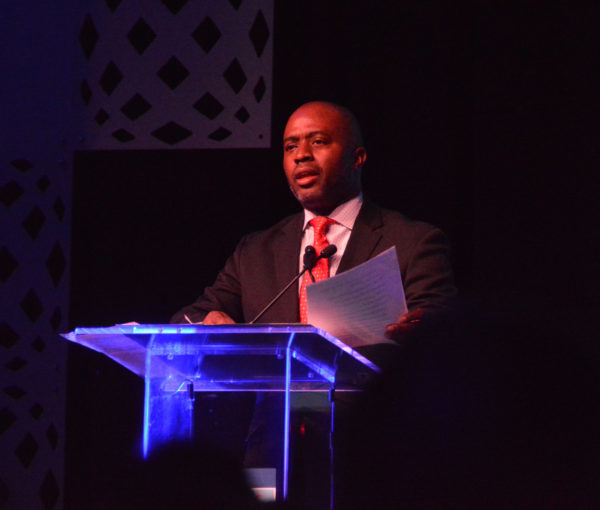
[336,301,600,509]
[90,442,261,510]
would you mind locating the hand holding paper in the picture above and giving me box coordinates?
[384,307,424,341]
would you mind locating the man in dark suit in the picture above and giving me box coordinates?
[172,101,456,337]
[171,101,457,508]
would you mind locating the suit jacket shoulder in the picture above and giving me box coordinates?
[341,200,456,311]
[171,212,304,324]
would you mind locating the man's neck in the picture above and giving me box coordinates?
[303,193,363,229]
[305,192,362,217]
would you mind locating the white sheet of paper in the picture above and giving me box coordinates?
[306,247,407,347]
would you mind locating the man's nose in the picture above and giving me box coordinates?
[294,140,313,163]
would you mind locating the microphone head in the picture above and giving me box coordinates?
[321,245,337,259]
[303,245,318,269]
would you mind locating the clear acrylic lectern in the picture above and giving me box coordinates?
[63,324,379,503]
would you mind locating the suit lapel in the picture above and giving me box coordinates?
[337,200,384,274]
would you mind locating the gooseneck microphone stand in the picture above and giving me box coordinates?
[249,245,337,324]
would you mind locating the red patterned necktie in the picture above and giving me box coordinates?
[299,216,336,323]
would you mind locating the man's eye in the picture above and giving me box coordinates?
[284,144,296,151]
[313,139,326,145]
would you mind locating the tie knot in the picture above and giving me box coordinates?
[309,216,335,237]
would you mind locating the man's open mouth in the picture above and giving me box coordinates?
[295,169,319,187]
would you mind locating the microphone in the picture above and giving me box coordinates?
[319,244,337,260]
[304,245,318,283]
[249,244,337,324]
[303,245,317,271]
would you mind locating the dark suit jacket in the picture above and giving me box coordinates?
[171,200,456,324]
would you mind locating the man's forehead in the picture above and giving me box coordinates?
[289,103,346,123]
[283,105,348,138]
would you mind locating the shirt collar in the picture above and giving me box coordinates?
[302,193,364,231]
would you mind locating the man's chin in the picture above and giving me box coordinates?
[297,196,333,216]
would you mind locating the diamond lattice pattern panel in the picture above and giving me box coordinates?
[77,0,273,149]
[1,157,69,510]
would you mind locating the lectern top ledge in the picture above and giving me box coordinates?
[62,323,380,390]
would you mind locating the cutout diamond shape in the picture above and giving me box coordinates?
[20,289,43,323]
[46,242,66,287]
[40,471,59,510]
[228,0,243,10]
[253,76,266,102]
[15,433,38,468]
[46,424,58,449]
[121,93,151,120]
[81,80,92,105]
[0,322,19,349]
[30,404,43,420]
[105,0,122,13]
[0,248,18,283]
[79,15,99,60]
[161,0,189,14]
[22,206,46,239]
[151,122,192,145]
[112,129,135,142]
[36,176,50,192]
[249,10,269,57]
[11,159,33,172]
[0,408,17,434]
[208,127,232,141]
[193,93,224,119]
[50,307,62,332]
[0,181,24,207]
[157,57,189,90]
[4,386,25,400]
[192,17,221,54]
[6,357,27,371]
[235,107,250,123]
[100,61,123,96]
[127,18,156,55]
[95,109,109,125]
[54,196,65,221]
[223,58,247,94]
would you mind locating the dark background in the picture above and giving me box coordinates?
[66,3,599,506]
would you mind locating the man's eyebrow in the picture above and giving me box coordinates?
[283,131,329,143]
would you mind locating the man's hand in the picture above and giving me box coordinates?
[203,311,236,325]
[384,308,425,342]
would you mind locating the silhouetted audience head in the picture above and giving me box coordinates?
[102,443,261,510]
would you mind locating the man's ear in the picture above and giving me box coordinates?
[353,147,367,170]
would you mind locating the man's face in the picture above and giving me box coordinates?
[282,103,365,215]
